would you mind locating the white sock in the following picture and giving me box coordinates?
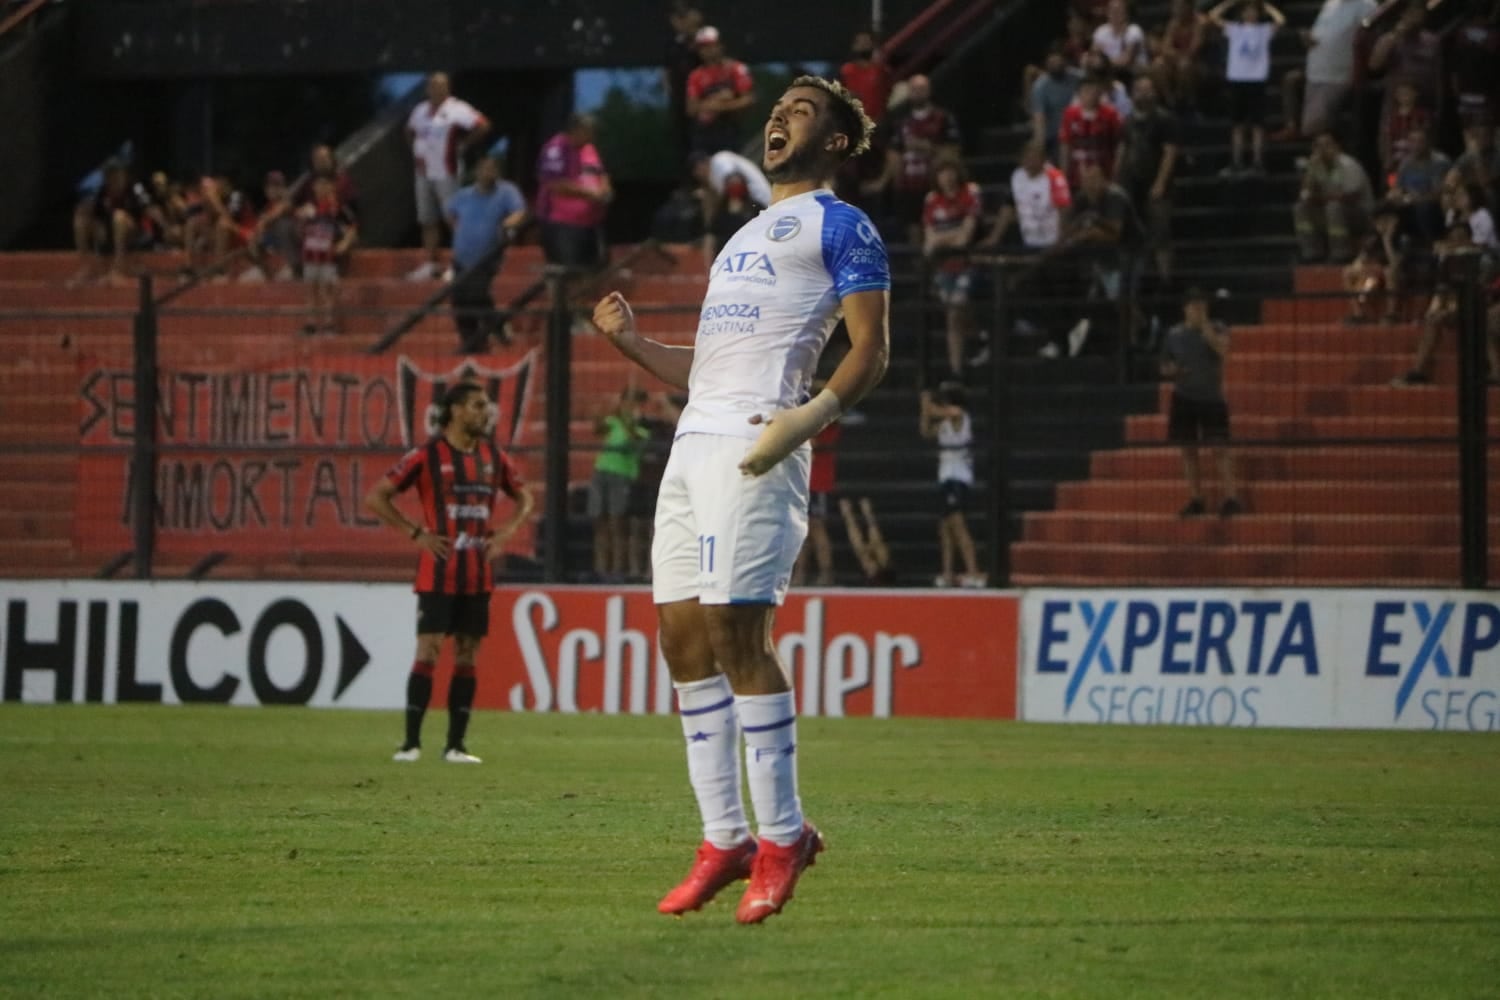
[736,692,804,847]
[674,675,749,850]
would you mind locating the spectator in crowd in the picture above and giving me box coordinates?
[923,159,983,375]
[1391,220,1490,385]
[69,162,157,286]
[536,113,612,279]
[1446,182,1497,250]
[1092,0,1150,81]
[183,174,258,280]
[793,401,842,588]
[1031,45,1083,164]
[446,154,528,354]
[663,4,704,163]
[979,140,1072,351]
[868,74,962,243]
[1115,75,1180,284]
[838,497,897,586]
[1162,287,1242,518]
[1388,126,1452,245]
[691,148,772,215]
[1447,0,1500,130]
[840,29,894,125]
[1081,50,1136,119]
[1052,159,1142,358]
[1450,123,1499,199]
[590,388,650,582]
[628,392,683,583]
[296,174,357,337]
[1063,11,1096,66]
[1343,204,1403,323]
[406,72,491,282]
[1368,0,1442,161]
[919,383,984,588]
[1059,74,1125,189]
[1151,0,1206,113]
[305,144,359,213]
[1382,80,1433,182]
[702,168,762,271]
[1294,131,1374,261]
[1274,0,1375,141]
[684,26,756,155]
[1208,0,1285,178]
[240,171,298,282]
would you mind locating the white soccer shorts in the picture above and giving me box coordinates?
[651,432,810,606]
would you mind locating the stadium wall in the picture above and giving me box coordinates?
[3,582,1494,731]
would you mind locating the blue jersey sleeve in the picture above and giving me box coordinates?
[817,195,890,299]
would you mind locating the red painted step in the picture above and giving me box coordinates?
[1051,478,1500,516]
[1019,511,1482,548]
[1088,446,1462,481]
[1011,541,1464,584]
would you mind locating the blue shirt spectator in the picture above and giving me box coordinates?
[445,161,527,271]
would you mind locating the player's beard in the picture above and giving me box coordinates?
[764,136,827,184]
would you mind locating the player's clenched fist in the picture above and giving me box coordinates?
[592,291,637,347]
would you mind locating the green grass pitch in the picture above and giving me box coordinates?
[2,706,1497,998]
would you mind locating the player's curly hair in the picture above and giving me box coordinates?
[788,75,875,160]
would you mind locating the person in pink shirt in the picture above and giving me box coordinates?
[536,113,613,275]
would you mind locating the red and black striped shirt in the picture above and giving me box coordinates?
[385,437,523,595]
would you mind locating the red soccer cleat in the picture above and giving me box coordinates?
[735,822,825,924]
[657,838,758,915]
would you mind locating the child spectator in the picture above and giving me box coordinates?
[1059,74,1125,188]
[1161,287,1242,518]
[838,497,897,586]
[1343,205,1403,324]
[1382,80,1432,183]
[922,159,983,375]
[919,383,984,588]
[296,175,357,337]
[1208,0,1284,178]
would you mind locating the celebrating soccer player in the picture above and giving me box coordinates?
[592,77,890,924]
[363,381,533,764]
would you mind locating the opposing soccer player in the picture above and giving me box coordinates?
[364,381,533,764]
[592,76,890,924]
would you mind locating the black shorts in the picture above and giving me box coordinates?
[939,479,970,515]
[540,222,604,272]
[416,592,491,638]
[1226,81,1268,126]
[1168,394,1231,443]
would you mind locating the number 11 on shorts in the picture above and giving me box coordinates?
[698,534,716,574]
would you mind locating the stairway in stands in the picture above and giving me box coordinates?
[1010,265,1500,586]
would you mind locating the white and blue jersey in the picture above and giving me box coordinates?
[676,188,890,440]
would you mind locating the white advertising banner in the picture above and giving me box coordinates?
[1021,589,1500,731]
[0,582,1021,719]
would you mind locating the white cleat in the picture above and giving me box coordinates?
[443,748,482,764]
[392,746,421,762]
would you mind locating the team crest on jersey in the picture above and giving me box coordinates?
[766,216,802,242]
[397,351,538,448]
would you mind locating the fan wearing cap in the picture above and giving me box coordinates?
[684,26,757,156]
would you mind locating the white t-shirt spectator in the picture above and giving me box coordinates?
[707,150,773,209]
[1466,207,1497,250]
[1092,22,1149,69]
[408,97,486,181]
[1224,22,1276,82]
[1305,0,1377,84]
[1010,164,1072,248]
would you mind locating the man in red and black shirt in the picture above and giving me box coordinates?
[1058,75,1124,189]
[364,381,534,764]
[684,25,756,155]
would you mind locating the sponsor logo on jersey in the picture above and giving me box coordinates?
[698,302,762,337]
[712,251,778,287]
